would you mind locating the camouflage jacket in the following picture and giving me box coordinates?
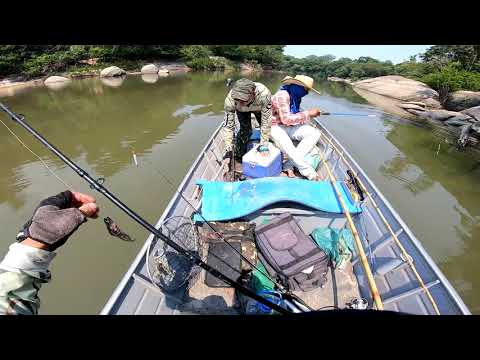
[0,243,54,315]
[223,82,272,153]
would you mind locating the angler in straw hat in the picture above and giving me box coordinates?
[222,78,273,170]
[270,75,323,180]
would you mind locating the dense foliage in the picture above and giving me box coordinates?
[280,45,480,98]
[0,45,285,78]
[1,45,479,99]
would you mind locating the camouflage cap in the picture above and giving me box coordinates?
[231,78,256,101]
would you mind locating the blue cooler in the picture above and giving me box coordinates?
[242,143,282,178]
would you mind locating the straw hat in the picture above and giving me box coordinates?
[282,75,321,95]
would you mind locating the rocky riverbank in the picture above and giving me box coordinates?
[0,58,270,98]
[0,61,194,97]
[328,75,480,150]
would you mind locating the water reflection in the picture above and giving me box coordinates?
[45,80,72,91]
[141,74,159,84]
[317,81,368,104]
[379,156,435,195]
[101,76,125,88]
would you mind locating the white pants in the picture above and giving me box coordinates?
[270,124,321,180]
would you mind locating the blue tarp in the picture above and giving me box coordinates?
[194,177,362,222]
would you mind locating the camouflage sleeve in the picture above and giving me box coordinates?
[0,243,54,315]
[259,92,272,146]
[223,93,236,153]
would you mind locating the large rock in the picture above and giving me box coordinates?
[141,64,159,74]
[100,66,126,77]
[405,108,474,123]
[461,106,480,121]
[158,68,170,75]
[352,75,441,108]
[445,91,480,111]
[44,76,71,84]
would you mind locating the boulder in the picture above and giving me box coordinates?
[100,66,126,78]
[44,76,71,84]
[445,91,480,111]
[461,106,480,121]
[352,75,441,108]
[158,68,170,74]
[141,64,159,74]
[404,108,474,123]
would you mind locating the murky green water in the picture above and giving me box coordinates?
[1,72,479,314]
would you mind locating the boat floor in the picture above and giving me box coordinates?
[174,156,362,314]
[178,254,361,314]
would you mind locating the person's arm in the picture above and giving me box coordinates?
[275,91,311,126]
[259,92,272,148]
[0,191,98,315]
[0,242,54,315]
[222,93,236,155]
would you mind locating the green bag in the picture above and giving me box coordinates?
[304,146,321,171]
[251,261,275,292]
[311,227,355,270]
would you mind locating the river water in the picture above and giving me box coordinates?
[1,71,479,314]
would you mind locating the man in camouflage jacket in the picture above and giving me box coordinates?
[222,78,273,163]
[0,190,99,315]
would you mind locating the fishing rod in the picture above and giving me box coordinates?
[321,112,377,117]
[0,102,292,315]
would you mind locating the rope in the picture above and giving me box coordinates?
[313,119,441,315]
[0,115,72,190]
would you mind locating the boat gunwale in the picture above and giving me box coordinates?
[315,119,471,315]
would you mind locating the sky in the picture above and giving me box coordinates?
[284,45,432,64]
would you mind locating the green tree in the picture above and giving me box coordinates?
[422,63,480,105]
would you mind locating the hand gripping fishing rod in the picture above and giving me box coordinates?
[0,102,291,315]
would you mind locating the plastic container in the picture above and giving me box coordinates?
[242,143,282,178]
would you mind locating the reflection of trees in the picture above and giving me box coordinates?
[379,156,435,195]
[317,81,368,104]
[440,206,480,313]
[380,119,480,312]
[382,119,480,215]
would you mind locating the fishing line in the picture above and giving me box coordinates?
[0,113,134,243]
[0,114,72,189]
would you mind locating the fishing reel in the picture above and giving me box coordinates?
[345,170,365,202]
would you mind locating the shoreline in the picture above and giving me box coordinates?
[0,60,277,97]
